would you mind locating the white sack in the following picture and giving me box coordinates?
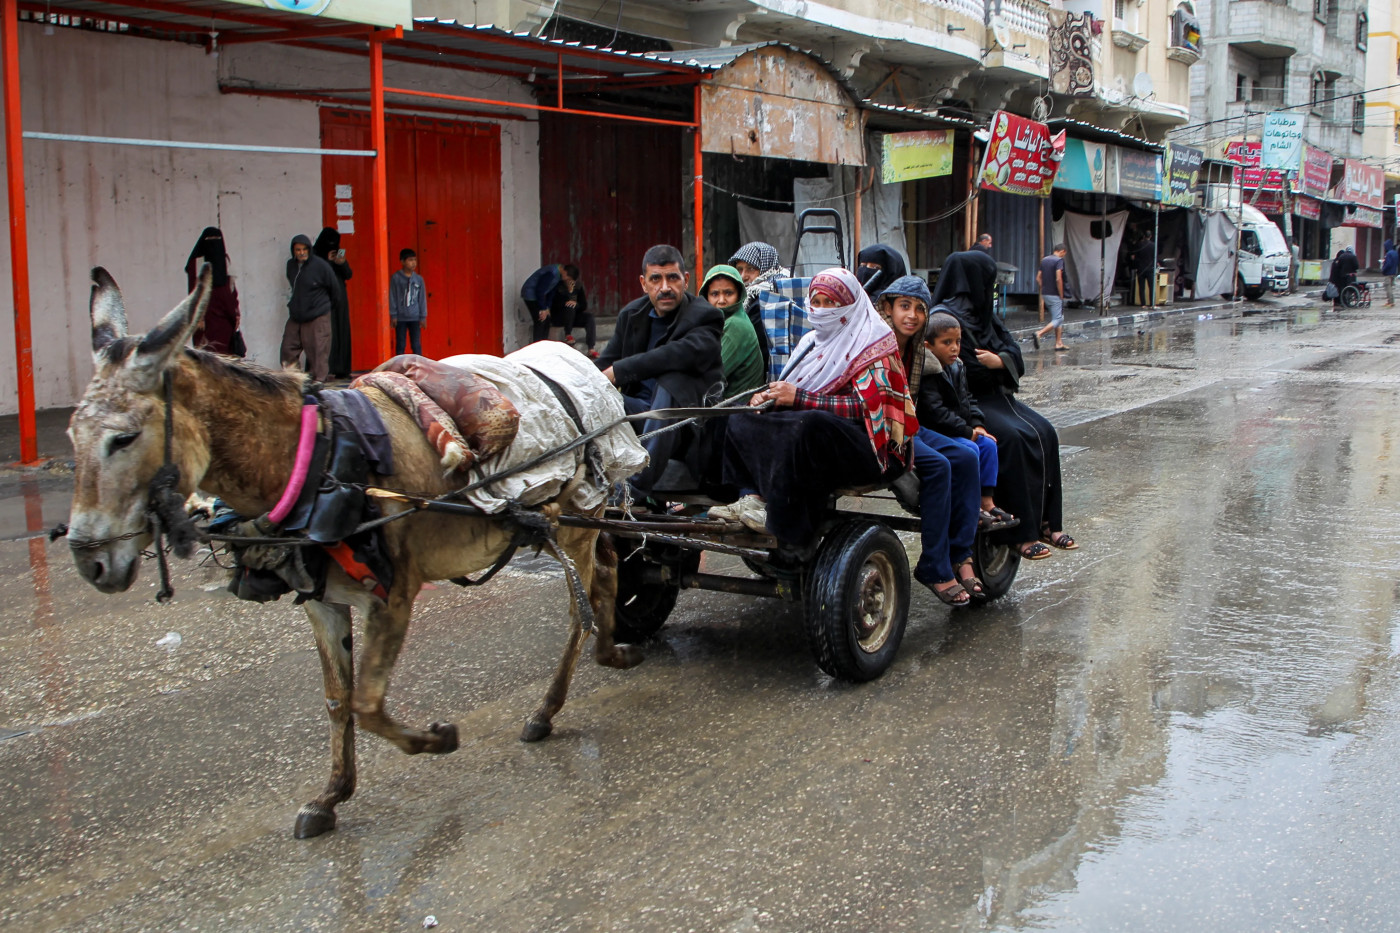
[439,342,647,513]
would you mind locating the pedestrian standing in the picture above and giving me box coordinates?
[390,248,427,355]
[972,233,993,255]
[1133,233,1156,306]
[1034,244,1069,351]
[313,227,354,378]
[280,234,342,382]
[184,226,244,356]
[1382,241,1398,307]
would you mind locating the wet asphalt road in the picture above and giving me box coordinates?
[3,297,1400,932]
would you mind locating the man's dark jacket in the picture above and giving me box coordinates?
[285,234,344,323]
[596,292,723,406]
[918,357,985,440]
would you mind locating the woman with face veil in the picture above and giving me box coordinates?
[711,268,918,554]
[183,227,243,356]
[856,243,908,301]
[930,250,1076,558]
[313,226,354,378]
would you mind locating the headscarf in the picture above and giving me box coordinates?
[930,250,1003,355]
[784,268,916,467]
[856,244,908,300]
[700,264,747,314]
[876,274,933,398]
[185,226,230,289]
[312,226,340,261]
[730,242,781,275]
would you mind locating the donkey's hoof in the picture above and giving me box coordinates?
[294,804,337,839]
[520,717,553,742]
[428,721,459,753]
[600,644,645,669]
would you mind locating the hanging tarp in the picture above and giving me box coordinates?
[1194,211,1238,298]
[1063,210,1129,304]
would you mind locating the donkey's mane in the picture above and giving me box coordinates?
[184,347,310,398]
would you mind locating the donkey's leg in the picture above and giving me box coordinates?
[520,599,588,743]
[296,600,356,839]
[590,532,643,669]
[353,572,460,755]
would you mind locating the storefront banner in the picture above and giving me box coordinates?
[1342,205,1383,228]
[1251,190,1285,214]
[1261,112,1305,170]
[1297,146,1332,198]
[1119,149,1164,200]
[1054,137,1110,193]
[1338,159,1384,209]
[978,111,1061,197]
[1294,195,1321,220]
[1223,141,1286,190]
[880,130,954,184]
[228,0,413,27]
[1162,142,1203,206]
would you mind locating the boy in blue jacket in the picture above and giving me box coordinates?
[390,248,427,355]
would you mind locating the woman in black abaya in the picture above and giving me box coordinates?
[313,226,354,378]
[930,250,1077,558]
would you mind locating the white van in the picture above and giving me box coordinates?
[1235,203,1292,299]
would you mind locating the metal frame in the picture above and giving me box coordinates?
[0,4,707,463]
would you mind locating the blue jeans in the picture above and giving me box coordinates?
[911,428,980,584]
[947,433,1000,493]
[623,386,677,497]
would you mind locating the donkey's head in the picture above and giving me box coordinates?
[68,266,212,592]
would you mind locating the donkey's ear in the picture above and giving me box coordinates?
[130,263,213,383]
[90,267,128,353]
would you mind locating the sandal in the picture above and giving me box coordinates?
[979,506,1020,531]
[955,560,985,599]
[1040,530,1079,550]
[1017,542,1052,560]
[925,579,971,607]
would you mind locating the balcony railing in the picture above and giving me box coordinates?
[999,0,1049,40]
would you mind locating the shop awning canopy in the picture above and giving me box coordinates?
[1047,118,1163,153]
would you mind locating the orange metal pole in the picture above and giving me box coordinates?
[2,0,35,463]
[369,30,392,365]
[693,83,703,276]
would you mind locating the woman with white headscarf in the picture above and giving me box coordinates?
[711,268,918,552]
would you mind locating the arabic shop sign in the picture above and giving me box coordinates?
[1119,149,1164,201]
[228,0,412,27]
[880,130,954,184]
[1296,146,1332,199]
[1162,142,1203,206]
[1261,112,1305,171]
[1223,140,1286,190]
[1339,158,1384,209]
[978,111,1062,197]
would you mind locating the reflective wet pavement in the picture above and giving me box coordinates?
[3,298,1400,931]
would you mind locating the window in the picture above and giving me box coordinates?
[1357,13,1368,51]
[1253,58,1287,106]
[1314,0,1326,24]
[1170,3,1201,52]
[1114,0,1125,20]
[1353,96,1366,134]
[1312,71,1326,111]
[1393,113,1400,145]
[1240,230,1262,256]
[1236,73,1249,102]
[1325,0,1340,34]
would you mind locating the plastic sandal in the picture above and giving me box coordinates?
[1040,530,1078,550]
[926,579,971,607]
[955,560,985,598]
[1017,542,1052,560]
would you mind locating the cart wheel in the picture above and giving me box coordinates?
[613,539,699,642]
[970,529,1020,602]
[803,521,909,682]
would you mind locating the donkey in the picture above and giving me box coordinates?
[66,265,643,838]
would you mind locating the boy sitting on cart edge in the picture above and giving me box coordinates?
[597,244,724,500]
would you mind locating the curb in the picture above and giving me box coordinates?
[1006,297,1264,342]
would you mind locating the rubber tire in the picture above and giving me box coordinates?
[1240,278,1266,301]
[970,528,1020,603]
[1341,284,1362,308]
[803,521,910,682]
[613,540,698,643]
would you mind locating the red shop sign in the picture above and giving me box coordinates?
[1224,140,1286,190]
[1297,146,1332,199]
[1294,195,1321,220]
[978,111,1062,197]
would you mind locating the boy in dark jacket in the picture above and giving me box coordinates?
[923,311,1015,529]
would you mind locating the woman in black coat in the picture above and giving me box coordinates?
[930,250,1077,558]
[313,227,354,377]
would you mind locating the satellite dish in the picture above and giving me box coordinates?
[1132,71,1154,98]
[990,15,1012,50]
